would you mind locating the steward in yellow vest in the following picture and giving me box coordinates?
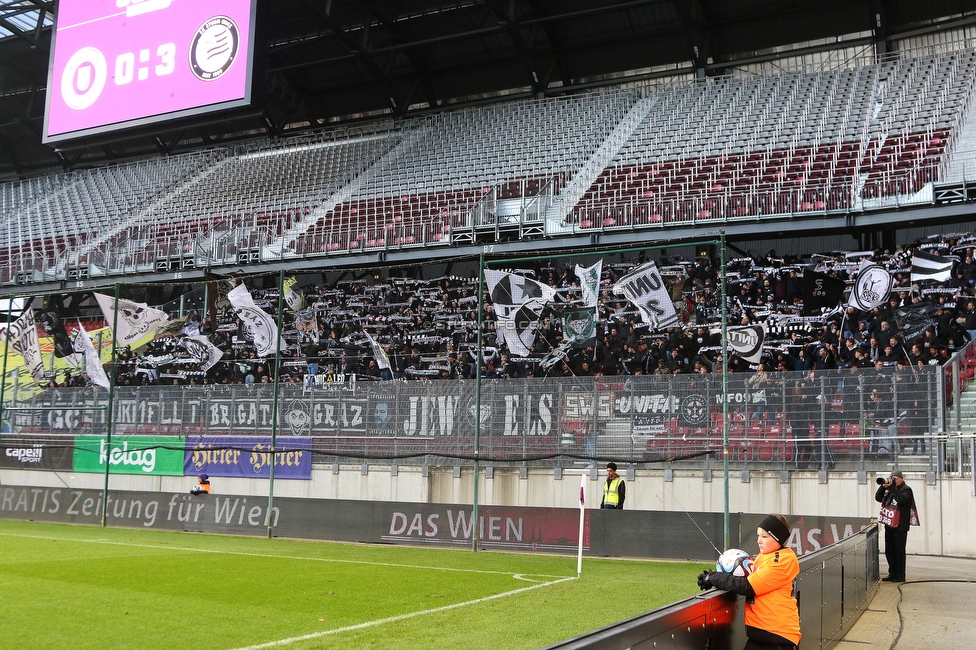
[600,462,625,509]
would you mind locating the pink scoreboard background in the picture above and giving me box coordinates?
[43,0,256,143]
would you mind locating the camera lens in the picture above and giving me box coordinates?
[876,477,886,485]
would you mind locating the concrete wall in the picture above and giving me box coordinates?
[4,464,973,557]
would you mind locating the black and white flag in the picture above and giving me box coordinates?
[73,323,110,389]
[561,308,596,348]
[227,284,281,358]
[801,269,846,315]
[364,331,392,372]
[612,261,678,330]
[38,309,74,358]
[911,250,956,283]
[181,335,224,372]
[848,260,892,311]
[485,270,557,315]
[893,302,938,342]
[485,270,556,356]
[727,324,766,363]
[93,293,169,348]
[7,309,44,380]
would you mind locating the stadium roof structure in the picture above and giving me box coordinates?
[0,0,975,180]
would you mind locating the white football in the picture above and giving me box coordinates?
[716,548,754,576]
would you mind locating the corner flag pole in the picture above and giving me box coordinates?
[577,472,586,578]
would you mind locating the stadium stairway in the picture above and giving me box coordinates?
[544,92,648,234]
[267,131,417,260]
[942,83,976,182]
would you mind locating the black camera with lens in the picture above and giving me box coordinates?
[876,477,887,485]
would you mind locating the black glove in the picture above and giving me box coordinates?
[697,569,714,590]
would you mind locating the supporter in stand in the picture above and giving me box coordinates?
[72,237,975,391]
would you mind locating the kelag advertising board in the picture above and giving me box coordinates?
[44,0,257,143]
[73,435,185,475]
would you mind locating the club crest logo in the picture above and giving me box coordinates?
[680,394,709,425]
[189,16,240,81]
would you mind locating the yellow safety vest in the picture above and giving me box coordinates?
[603,477,623,507]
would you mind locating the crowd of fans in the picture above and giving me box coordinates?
[85,230,976,387]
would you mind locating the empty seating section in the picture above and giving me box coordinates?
[570,49,976,227]
[293,91,636,253]
[0,153,216,281]
[2,46,976,284]
[98,132,401,272]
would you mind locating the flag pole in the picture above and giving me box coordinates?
[720,231,730,551]
[577,472,586,578]
[267,270,286,539]
[0,298,13,432]
[472,253,485,552]
[101,284,121,527]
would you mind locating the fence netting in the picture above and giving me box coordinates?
[1,366,940,473]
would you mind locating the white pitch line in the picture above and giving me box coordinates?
[0,530,566,579]
[229,575,577,650]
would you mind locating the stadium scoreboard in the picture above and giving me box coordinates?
[43,0,257,144]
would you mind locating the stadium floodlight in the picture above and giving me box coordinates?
[43,0,257,144]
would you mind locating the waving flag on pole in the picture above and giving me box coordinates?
[227,283,281,358]
[911,250,956,282]
[562,308,596,348]
[7,309,45,381]
[848,260,892,311]
[728,323,766,363]
[485,270,557,357]
[93,293,168,348]
[73,323,110,389]
[800,269,846,315]
[181,335,224,372]
[612,261,678,330]
[283,275,304,312]
[893,302,938,342]
[364,331,392,372]
[575,260,602,309]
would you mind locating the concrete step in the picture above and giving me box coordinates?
[887,451,932,473]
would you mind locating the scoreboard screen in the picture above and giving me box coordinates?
[43,0,256,144]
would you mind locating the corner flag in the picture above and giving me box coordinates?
[577,473,586,578]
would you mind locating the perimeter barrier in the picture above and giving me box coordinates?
[0,367,943,474]
[546,524,879,650]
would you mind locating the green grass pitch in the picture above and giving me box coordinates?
[0,519,702,649]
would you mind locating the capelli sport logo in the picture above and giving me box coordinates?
[189,16,240,81]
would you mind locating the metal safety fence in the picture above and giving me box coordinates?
[0,367,942,474]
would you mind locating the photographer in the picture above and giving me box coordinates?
[874,470,917,582]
